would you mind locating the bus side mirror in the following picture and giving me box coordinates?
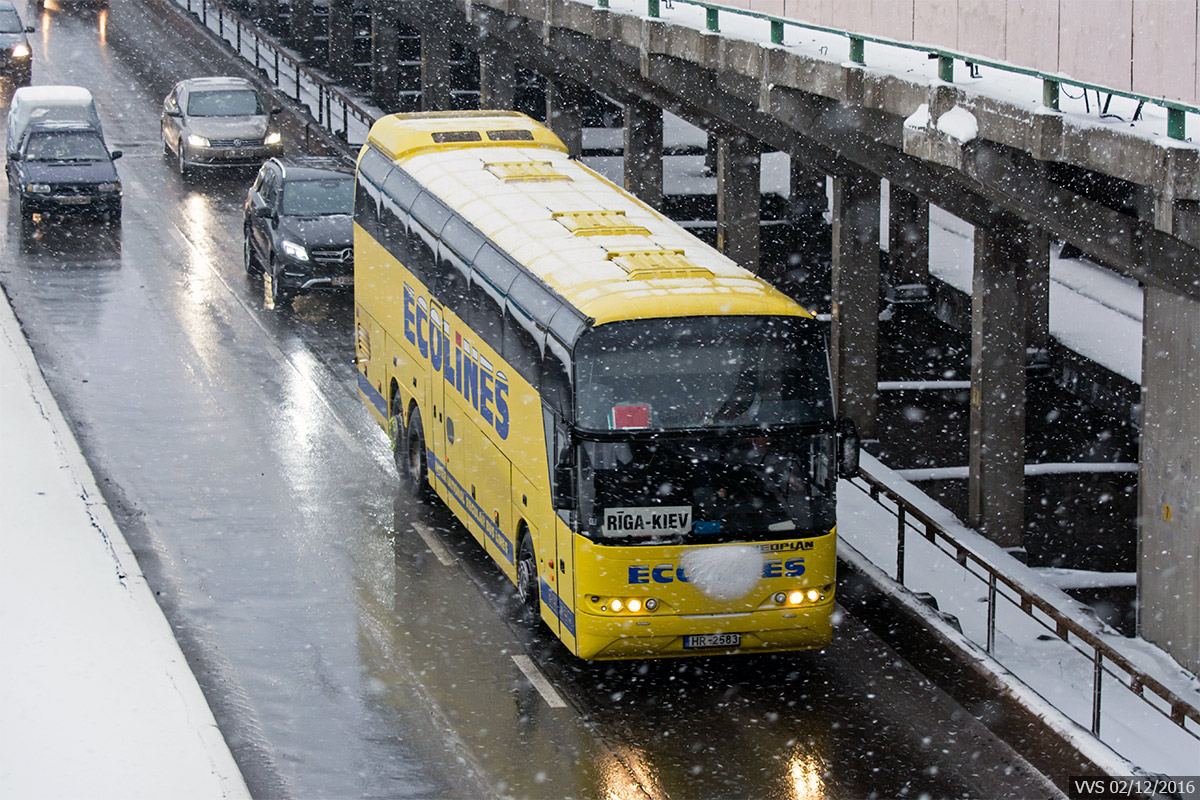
[553,463,576,510]
[836,417,860,477]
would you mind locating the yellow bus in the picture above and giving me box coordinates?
[354,110,859,660]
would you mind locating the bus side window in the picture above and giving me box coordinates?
[407,215,438,285]
[355,147,392,243]
[435,242,471,321]
[503,299,543,391]
[541,336,572,417]
[468,270,506,356]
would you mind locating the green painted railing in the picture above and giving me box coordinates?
[605,0,1195,141]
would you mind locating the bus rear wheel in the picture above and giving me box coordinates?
[516,534,539,619]
[400,405,430,501]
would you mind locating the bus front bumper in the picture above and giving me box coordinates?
[572,599,835,660]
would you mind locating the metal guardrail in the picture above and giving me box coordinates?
[180,0,378,149]
[597,0,1196,140]
[174,0,1199,752]
[848,463,1200,744]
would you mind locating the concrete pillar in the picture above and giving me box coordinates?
[1021,228,1051,353]
[421,28,454,112]
[1138,287,1200,674]
[830,173,881,438]
[545,78,585,158]
[327,0,356,83]
[254,0,282,31]
[370,11,399,112]
[289,0,316,52]
[968,216,1036,548]
[715,130,761,270]
[479,45,516,111]
[623,98,663,210]
[887,184,930,288]
[789,156,827,221]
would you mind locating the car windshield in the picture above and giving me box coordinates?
[0,10,23,32]
[574,315,833,431]
[24,131,109,161]
[282,177,354,216]
[186,89,262,117]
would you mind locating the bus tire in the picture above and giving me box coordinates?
[401,405,430,501]
[516,533,540,619]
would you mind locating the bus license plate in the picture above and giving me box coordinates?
[331,276,353,286]
[684,633,740,649]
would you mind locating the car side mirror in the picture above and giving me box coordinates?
[165,108,182,118]
[110,150,122,160]
[9,152,20,161]
[271,106,282,115]
[253,202,273,219]
[836,417,861,478]
[25,25,34,32]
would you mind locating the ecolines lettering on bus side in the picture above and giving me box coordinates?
[627,558,806,584]
[403,282,510,439]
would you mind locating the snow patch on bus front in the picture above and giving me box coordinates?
[680,545,763,600]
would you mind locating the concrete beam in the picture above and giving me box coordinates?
[969,217,1036,548]
[1137,287,1200,674]
[623,98,663,210]
[716,129,761,270]
[831,173,881,438]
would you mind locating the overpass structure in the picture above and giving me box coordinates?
[258,0,1198,673]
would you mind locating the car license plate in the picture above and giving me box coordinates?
[684,633,740,649]
[56,196,91,205]
[331,276,353,287]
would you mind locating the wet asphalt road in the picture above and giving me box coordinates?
[1,2,1065,798]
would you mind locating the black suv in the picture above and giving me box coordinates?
[0,1,33,87]
[6,121,122,226]
[243,156,354,308]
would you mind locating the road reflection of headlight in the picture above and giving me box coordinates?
[788,753,826,800]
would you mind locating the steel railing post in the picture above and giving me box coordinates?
[896,506,906,585]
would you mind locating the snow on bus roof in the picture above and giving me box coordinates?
[399,141,808,325]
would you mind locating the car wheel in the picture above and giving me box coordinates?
[399,405,431,501]
[516,533,540,620]
[243,228,260,274]
[264,257,291,309]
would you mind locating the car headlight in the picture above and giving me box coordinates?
[24,183,50,194]
[97,182,121,193]
[11,43,30,59]
[263,131,282,146]
[186,134,210,148]
[280,239,308,262]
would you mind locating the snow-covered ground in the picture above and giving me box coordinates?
[0,298,250,799]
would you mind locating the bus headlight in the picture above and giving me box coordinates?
[610,598,623,613]
[591,595,659,614]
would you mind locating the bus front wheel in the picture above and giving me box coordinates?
[516,534,539,619]
[400,405,430,501]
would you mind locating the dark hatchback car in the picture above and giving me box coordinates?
[243,156,354,307]
[6,121,122,225]
[0,1,34,87]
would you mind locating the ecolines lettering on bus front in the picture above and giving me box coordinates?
[403,282,510,439]
[628,558,806,584]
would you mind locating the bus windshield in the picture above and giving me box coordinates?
[574,315,833,432]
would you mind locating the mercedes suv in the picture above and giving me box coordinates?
[243,156,354,308]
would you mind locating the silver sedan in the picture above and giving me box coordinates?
[161,76,283,176]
